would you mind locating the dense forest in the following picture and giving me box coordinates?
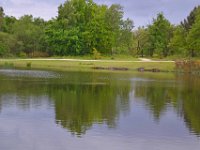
[0,0,200,58]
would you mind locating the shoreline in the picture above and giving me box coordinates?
[0,58,175,73]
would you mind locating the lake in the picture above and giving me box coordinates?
[0,69,200,150]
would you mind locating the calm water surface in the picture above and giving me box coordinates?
[0,69,200,150]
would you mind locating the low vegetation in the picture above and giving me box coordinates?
[175,60,200,74]
[0,59,175,72]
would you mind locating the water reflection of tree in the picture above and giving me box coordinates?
[0,77,51,111]
[134,81,179,120]
[1,71,200,137]
[134,76,200,136]
[0,72,131,136]
[49,79,131,136]
[178,75,200,136]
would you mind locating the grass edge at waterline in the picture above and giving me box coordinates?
[0,59,175,73]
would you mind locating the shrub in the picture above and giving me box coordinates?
[26,62,32,68]
[30,51,49,58]
[18,52,27,58]
[92,48,101,60]
[0,42,8,57]
[175,60,200,74]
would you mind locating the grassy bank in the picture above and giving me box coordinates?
[51,54,140,61]
[0,59,175,72]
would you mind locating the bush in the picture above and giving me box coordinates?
[0,32,18,56]
[0,42,8,57]
[26,62,32,68]
[30,51,49,58]
[18,52,27,58]
[92,48,101,60]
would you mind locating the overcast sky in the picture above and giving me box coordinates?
[0,0,200,27]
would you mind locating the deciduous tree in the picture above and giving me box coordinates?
[148,13,171,57]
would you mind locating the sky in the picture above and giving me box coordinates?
[0,0,200,27]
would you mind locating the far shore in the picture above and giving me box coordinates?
[0,58,175,63]
[0,58,175,73]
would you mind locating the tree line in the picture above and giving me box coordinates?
[0,0,200,58]
[135,6,200,58]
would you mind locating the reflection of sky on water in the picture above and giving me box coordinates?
[0,95,199,150]
[0,71,200,150]
[0,69,60,78]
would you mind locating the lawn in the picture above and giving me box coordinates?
[0,58,175,72]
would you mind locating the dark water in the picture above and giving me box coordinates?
[0,69,200,150]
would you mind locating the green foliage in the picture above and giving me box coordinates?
[2,16,17,33]
[116,18,134,54]
[181,6,200,32]
[187,11,200,57]
[0,4,200,58]
[148,13,171,57]
[45,21,81,55]
[0,6,4,31]
[0,32,17,56]
[45,0,133,56]
[12,15,46,56]
[168,26,187,55]
[0,41,8,56]
[134,27,150,57]
[26,62,32,68]
[18,51,27,58]
[92,48,101,59]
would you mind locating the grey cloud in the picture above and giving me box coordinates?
[95,0,200,27]
[0,0,200,27]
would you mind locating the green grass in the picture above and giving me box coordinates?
[150,55,200,61]
[46,54,140,61]
[0,59,175,72]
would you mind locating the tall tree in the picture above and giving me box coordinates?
[0,6,4,31]
[46,0,88,55]
[148,13,171,57]
[134,27,150,57]
[116,18,134,54]
[168,25,187,56]
[0,32,17,56]
[105,4,123,53]
[186,10,200,57]
[181,6,200,32]
[12,15,46,56]
[2,16,17,33]
[46,0,132,56]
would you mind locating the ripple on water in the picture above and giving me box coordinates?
[0,69,60,78]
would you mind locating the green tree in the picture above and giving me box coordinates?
[116,18,134,54]
[148,13,171,57]
[46,0,132,56]
[12,15,46,56]
[82,4,111,54]
[46,0,94,55]
[0,41,8,56]
[0,6,4,31]
[181,6,200,32]
[0,32,17,56]
[45,18,82,55]
[134,27,150,57]
[187,11,200,57]
[105,4,123,54]
[168,25,187,56]
[2,16,17,33]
